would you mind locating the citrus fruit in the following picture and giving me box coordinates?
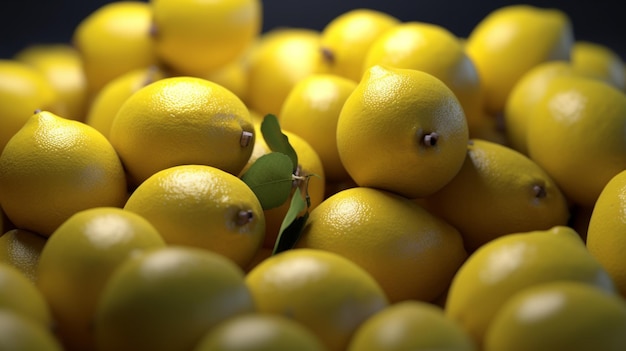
[484,281,626,351]
[72,1,157,95]
[0,310,63,351]
[36,207,166,351]
[347,300,476,351]
[526,75,626,207]
[0,262,52,329]
[0,110,128,236]
[151,0,261,76]
[445,226,616,347]
[586,169,626,296]
[124,164,265,269]
[0,228,47,283]
[319,8,400,82]
[245,248,389,351]
[278,73,356,182]
[420,139,570,252]
[296,186,467,303]
[193,313,328,351]
[201,56,250,104]
[336,64,469,199]
[363,21,487,133]
[571,40,626,90]
[464,4,574,115]
[109,76,255,186]
[95,246,255,351]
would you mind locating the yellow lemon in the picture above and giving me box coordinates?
[193,313,328,351]
[201,56,250,104]
[279,73,357,182]
[363,21,487,133]
[0,262,52,329]
[0,111,127,236]
[526,75,626,207]
[571,40,626,90]
[586,169,626,297]
[336,65,469,199]
[36,207,165,351]
[0,310,63,351]
[420,139,570,252]
[465,4,574,115]
[72,1,157,96]
[0,228,46,283]
[95,246,255,351]
[445,226,616,347]
[245,28,327,116]
[347,300,476,351]
[319,8,400,82]
[0,59,61,152]
[84,66,166,139]
[503,60,578,154]
[151,0,261,76]
[484,281,626,351]
[296,186,467,303]
[124,165,265,269]
[245,248,389,351]
[14,43,88,121]
[109,76,255,186]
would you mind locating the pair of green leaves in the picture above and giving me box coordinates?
[240,114,313,255]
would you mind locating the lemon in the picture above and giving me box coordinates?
[151,0,261,76]
[445,226,616,347]
[124,164,265,269]
[0,228,46,283]
[245,248,389,351]
[201,56,250,104]
[319,8,400,82]
[420,139,570,252]
[503,60,578,154]
[0,59,61,152]
[296,186,467,303]
[0,262,52,329]
[484,281,626,351]
[571,40,626,90]
[245,28,327,116]
[465,4,574,115]
[336,65,469,199]
[279,73,357,182]
[109,76,255,186]
[0,310,63,351]
[587,169,626,296]
[0,111,128,236]
[193,313,328,351]
[95,246,255,351]
[85,66,166,139]
[14,43,88,121]
[347,300,476,351]
[526,75,626,207]
[363,21,487,134]
[72,1,157,96]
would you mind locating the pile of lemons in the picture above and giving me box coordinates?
[1,1,626,350]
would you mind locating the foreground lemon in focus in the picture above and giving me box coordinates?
[0,262,52,329]
[0,111,127,236]
[445,226,615,347]
[124,165,265,269]
[296,186,467,303]
[571,40,626,90]
[0,310,63,351]
[465,4,574,115]
[336,65,469,199]
[95,246,255,351]
[109,76,255,186]
[484,281,626,351]
[0,228,47,282]
[245,248,389,351]
[526,75,626,207]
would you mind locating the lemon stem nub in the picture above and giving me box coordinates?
[240,131,253,147]
[149,23,158,37]
[236,210,254,226]
[533,184,547,198]
[422,132,439,147]
[321,47,335,64]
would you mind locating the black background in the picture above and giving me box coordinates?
[0,0,624,60]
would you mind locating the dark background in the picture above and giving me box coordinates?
[0,0,624,60]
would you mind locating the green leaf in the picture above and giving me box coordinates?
[261,114,298,172]
[273,187,309,255]
[240,153,294,210]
